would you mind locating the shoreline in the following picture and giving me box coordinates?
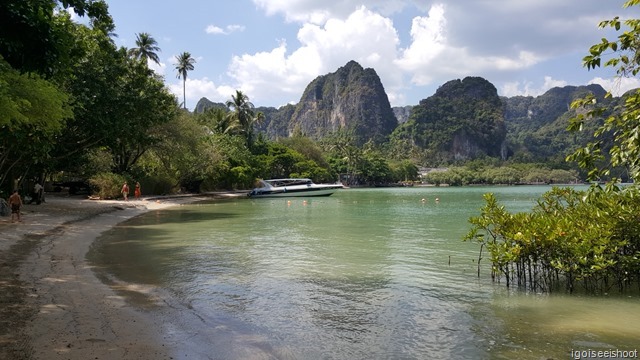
[0,192,246,359]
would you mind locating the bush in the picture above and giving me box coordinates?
[140,174,177,195]
[89,173,127,199]
[465,186,640,294]
[79,148,114,178]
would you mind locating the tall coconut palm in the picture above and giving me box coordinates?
[174,52,196,109]
[225,90,263,146]
[128,32,161,65]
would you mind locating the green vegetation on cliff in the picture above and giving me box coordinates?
[391,77,506,163]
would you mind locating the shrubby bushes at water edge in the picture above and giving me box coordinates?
[465,186,640,294]
[424,166,579,186]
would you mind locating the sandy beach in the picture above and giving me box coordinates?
[0,192,245,360]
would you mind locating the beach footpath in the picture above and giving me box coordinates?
[0,192,245,359]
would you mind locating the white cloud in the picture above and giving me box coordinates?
[227,6,402,106]
[64,7,80,21]
[395,4,447,83]
[227,41,313,106]
[396,4,545,88]
[501,75,640,98]
[169,78,234,109]
[252,0,408,23]
[500,76,568,97]
[226,3,553,106]
[205,24,246,35]
[148,61,167,76]
[205,25,225,34]
[161,1,640,108]
[589,76,640,97]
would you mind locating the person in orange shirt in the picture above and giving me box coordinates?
[134,182,141,200]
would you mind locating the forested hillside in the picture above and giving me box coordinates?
[390,77,507,163]
[503,84,614,164]
[195,67,617,169]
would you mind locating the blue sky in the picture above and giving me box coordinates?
[90,0,640,110]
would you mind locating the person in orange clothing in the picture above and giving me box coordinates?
[134,182,141,200]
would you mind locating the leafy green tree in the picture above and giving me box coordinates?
[0,1,116,192]
[110,57,178,173]
[360,152,393,185]
[390,160,419,182]
[128,32,161,65]
[279,135,329,168]
[196,107,238,135]
[141,111,220,192]
[50,23,177,175]
[567,0,640,186]
[0,56,71,192]
[175,51,195,109]
[0,0,113,76]
[466,187,640,293]
[206,134,256,189]
[225,90,264,147]
[548,169,578,184]
[521,167,551,184]
[48,21,123,171]
[482,166,521,185]
[322,130,363,185]
[256,142,305,179]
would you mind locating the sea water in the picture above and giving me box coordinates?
[88,186,640,359]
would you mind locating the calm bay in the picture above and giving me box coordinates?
[88,186,640,359]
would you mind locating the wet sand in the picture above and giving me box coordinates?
[0,192,245,359]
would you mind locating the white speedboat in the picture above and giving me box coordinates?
[248,178,344,198]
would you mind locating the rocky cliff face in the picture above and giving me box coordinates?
[192,68,622,165]
[194,97,227,113]
[393,105,413,124]
[289,60,398,145]
[255,104,296,140]
[394,76,507,161]
[502,84,611,162]
[503,84,607,132]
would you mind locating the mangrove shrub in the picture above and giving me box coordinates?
[465,186,640,293]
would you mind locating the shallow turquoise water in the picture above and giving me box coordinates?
[88,186,640,359]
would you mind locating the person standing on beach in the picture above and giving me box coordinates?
[134,182,141,200]
[8,190,22,222]
[121,182,129,201]
[33,182,43,204]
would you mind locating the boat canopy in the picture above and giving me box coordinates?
[261,178,313,187]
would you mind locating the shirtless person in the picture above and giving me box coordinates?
[8,190,22,222]
[121,182,129,201]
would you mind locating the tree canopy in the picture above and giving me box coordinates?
[0,0,178,194]
[128,32,161,65]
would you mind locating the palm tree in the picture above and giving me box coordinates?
[225,90,263,146]
[128,32,161,65]
[174,52,196,109]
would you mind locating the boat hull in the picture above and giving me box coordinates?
[248,185,343,198]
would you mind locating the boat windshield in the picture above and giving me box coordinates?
[264,179,313,187]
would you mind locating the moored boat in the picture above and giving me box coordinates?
[248,178,344,198]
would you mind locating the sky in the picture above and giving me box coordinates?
[86,0,640,110]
